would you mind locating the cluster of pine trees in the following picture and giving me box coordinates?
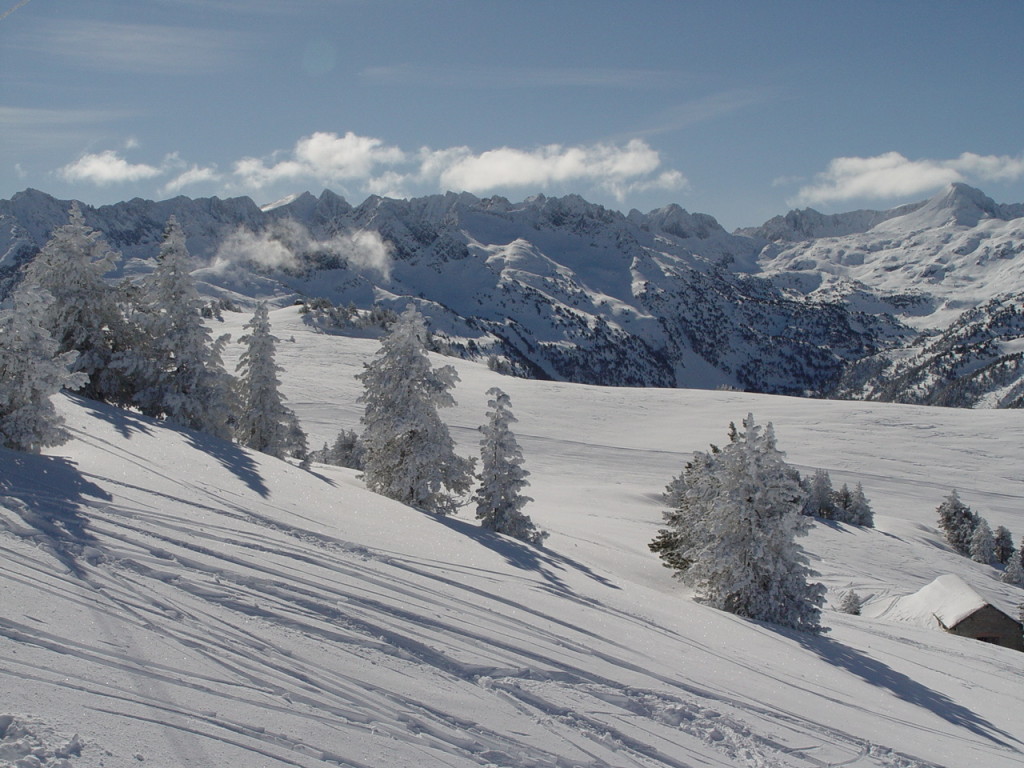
[2,206,547,545]
[0,205,306,460]
[346,304,546,544]
[801,469,874,526]
[936,490,1023,584]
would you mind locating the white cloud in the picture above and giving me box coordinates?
[793,151,1024,206]
[234,132,406,189]
[231,133,685,204]
[423,139,681,201]
[162,165,221,195]
[212,220,392,280]
[59,150,163,185]
[55,132,686,207]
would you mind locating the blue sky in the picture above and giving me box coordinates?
[2,0,1023,229]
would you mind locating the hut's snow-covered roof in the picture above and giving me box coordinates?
[867,574,988,630]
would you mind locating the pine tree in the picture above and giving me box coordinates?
[801,469,836,519]
[936,490,977,556]
[235,302,305,458]
[0,284,88,452]
[1001,543,1024,586]
[845,482,875,527]
[474,387,545,544]
[993,526,1015,566]
[650,448,721,574]
[357,305,474,514]
[970,519,995,564]
[22,202,130,403]
[122,217,237,438]
[652,415,826,632]
[839,590,863,615]
[832,483,853,522]
[311,428,364,469]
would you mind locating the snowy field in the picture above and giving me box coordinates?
[1,305,1023,768]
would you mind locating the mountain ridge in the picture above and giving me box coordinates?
[2,184,1022,406]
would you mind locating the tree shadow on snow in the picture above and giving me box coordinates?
[795,633,1023,750]
[181,429,270,499]
[434,514,620,595]
[812,519,855,534]
[0,448,112,578]
[70,395,154,440]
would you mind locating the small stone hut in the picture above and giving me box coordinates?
[891,574,1023,652]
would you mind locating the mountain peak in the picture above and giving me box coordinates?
[874,183,1003,231]
[931,182,1001,223]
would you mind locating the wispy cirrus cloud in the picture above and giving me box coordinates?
[792,151,1024,206]
[632,87,779,139]
[18,20,249,73]
[361,63,686,89]
[0,106,132,150]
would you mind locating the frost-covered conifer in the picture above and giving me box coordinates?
[357,305,473,514]
[936,490,977,556]
[235,302,305,459]
[123,217,236,438]
[993,526,1015,566]
[839,590,863,616]
[474,387,545,545]
[970,519,995,564]
[0,285,87,452]
[311,428,363,469]
[1001,543,1024,586]
[652,415,826,632]
[801,469,836,519]
[845,482,875,527]
[650,449,721,574]
[22,202,130,403]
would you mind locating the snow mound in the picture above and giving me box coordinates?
[0,715,84,767]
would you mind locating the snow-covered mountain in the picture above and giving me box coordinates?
[2,305,1023,767]
[2,184,1022,405]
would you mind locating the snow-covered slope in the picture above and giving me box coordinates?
[2,306,1023,768]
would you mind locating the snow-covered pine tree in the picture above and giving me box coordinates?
[0,284,88,452]
[474,387,545,545]
[123,217,237,439]
[285,410,310,464]
[993,526,1015,566]
[357,305,474,515]
[235,302,306,459]
[655,415,826,632]
[650,448,721,574]
[310,428,363,469]
[936,490,977,556]
[839,590,863,615]
[970,518,995,564]
[845,482,875,527]
[1001,543,1024,586]
[801,468,836,519]
[21,202,131,403]
[832,483,853,522]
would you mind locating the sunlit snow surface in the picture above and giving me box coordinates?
[1,306,1023,768]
